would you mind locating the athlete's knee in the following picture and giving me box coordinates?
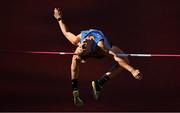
[71,56,78,72]
[106,66,123,78]
[105,72,112,76]
[114,55,130,64]
[114,56,125,62]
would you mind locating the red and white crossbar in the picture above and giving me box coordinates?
[2,50,180,57]
[17,51,180,57]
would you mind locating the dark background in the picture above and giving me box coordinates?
[0,0,180,112]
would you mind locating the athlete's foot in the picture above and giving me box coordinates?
[91,80,102,100]
[73,90,84,107]
[131,69,143,80]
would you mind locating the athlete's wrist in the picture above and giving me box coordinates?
[57,17,62,22]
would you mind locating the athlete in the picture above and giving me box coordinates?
[53,8,142,107]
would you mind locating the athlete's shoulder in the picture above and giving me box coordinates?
[89,29,101,32]
[80,29,101,32]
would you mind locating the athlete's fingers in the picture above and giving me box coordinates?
[135,72,143,80]
[54,8,58,12]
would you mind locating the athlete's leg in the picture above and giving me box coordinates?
[92,46,142,100]
[105,63,123,78]
[96,58,128,87]
[91,53,127,99]
[92,64,123,100]
[71,48,84,107]
[109,46,142,80]
[98,55,128,86]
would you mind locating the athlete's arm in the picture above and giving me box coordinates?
[54,8,80,46]
[97,41,116,56]
[98,41,142,80]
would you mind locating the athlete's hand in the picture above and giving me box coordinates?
[131,69,143,80]
[75,55,87,63]
[54,8,62,20]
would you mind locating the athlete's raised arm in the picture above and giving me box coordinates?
[54,8,80,46]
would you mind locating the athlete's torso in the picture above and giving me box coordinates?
[80,29,111,53]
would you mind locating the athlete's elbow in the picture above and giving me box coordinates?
[71,41,78,46]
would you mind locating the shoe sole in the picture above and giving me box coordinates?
[73,90,84,107]
[74,97,84,107]
[91,81,99,100]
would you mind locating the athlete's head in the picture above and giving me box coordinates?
[78,36,95,55]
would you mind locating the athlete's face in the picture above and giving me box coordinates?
[79,36,94,55]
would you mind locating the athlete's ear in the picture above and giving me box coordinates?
[97,40,105,49]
